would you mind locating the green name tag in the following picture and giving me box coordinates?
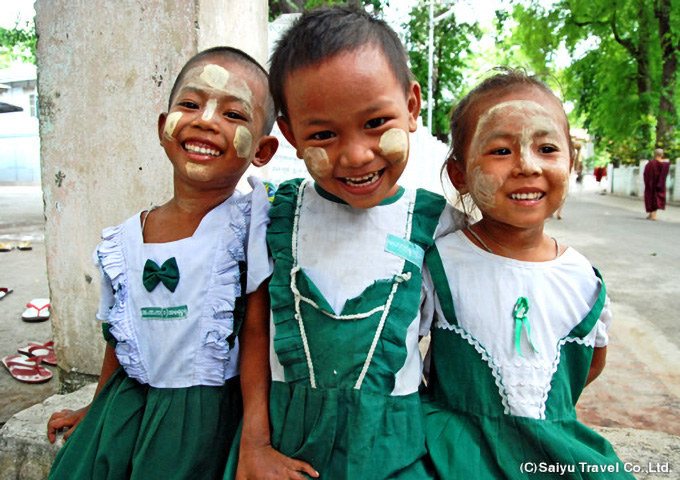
[141,305,188,320]
[385,234,424,269]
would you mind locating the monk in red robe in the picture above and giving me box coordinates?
[643,148,671,220]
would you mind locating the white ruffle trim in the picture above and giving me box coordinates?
[97,222,150,384]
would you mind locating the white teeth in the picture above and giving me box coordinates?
[184,143,221,157]
[511,192,543,200]
[343,171,380,187]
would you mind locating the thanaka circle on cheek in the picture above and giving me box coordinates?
[379,128,408,165]
[233,126,253,159]
[164,112,183,140]
[303,147,332,178]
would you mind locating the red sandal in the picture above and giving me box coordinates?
[18,341,57,366]
[21,298,50,322]
[2,355,52,383]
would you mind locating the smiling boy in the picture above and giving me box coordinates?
[235,6,465,480]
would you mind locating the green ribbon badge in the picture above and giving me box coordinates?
[513,297,539,357]
[143,257,180,293]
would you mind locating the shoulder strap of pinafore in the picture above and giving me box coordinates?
[567,267,607,339]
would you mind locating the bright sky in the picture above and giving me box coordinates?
[0,0,35,29]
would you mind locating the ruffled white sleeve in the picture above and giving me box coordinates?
[245,176,274,294]
[93,247,114,322]
[419,261,436,336]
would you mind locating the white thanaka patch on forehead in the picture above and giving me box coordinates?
[178,64,255,118]
[303,147,332,179]
[164,112,183,140]
[469,166,502,210]
[202,99,217,121]
[233,126,253,159]
[379,128,408,165]
[200,64,230,90]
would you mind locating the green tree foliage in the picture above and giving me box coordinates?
[269,0,384,20]
[0,21,36,66]
[510,0,680,163]
[404,1,481,141]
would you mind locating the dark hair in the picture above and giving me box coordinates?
[269,5,413,120]
[168,46,276,134]
[447,67,574,173]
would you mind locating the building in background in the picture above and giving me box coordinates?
[0,62,39,184]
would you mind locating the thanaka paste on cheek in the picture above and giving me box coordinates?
[303,147,333,178]
[233,126,253,159]
[469,165,502,211]
[164,112,183,140]
[184,162,211,181]
[379,128,408,165]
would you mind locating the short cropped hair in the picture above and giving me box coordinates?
[269,5,413,120]
[168,46,276,134]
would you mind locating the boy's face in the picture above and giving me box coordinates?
[158,58,275,192]
[449,86,572,229]
[278,45,421,209]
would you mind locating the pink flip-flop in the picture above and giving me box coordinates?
[17,341,56,366]
[21,298,50,322]
[2,355,52,383]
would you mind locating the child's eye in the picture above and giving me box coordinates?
[225,111,247,121]
[490,148,511,155]
[365,117,388,129]
[539,145,558,154]
[310,131,335,141]
[178,101,198,109]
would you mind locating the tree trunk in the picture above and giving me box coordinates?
[655,0,678,149]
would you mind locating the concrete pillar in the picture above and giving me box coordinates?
[35,0,268,387]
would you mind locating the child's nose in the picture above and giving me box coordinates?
[515,150,543,176]
[339,139,375,168]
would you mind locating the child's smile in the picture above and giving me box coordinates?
[457,89,572,229]
[278,45,421,208]
[159,60,267,190]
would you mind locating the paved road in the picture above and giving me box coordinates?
[1,182,679,439]
[545,185,680,436]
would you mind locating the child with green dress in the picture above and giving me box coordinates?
[46,46,279,480]
[421,68,633,479]
[231,6,465,480]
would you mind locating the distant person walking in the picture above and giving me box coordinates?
[643,148,671,220]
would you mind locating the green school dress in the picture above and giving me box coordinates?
[265,179,456,479]
[421,231,634,479]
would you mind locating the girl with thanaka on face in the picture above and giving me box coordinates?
[46,46,282,480]
[420,69,633,478]
[228,6,465,480]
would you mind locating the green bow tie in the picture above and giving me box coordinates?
[143,257,180,293]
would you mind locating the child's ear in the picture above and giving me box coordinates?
[252,135,279,168]
[447,160,469,194]
[157,113,168,144]
[406,81,422,133]
[277,117,302,159]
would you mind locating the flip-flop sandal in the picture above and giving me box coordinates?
[17,341,57,366]
[0,243,13,252]
[21,298,51,322]
[17,241,33,251]
[2,355,52,383]
[0,287,13,300]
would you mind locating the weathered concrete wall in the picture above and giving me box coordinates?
[35,0,268,380]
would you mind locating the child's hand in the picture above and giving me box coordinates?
[236,442,319,480]
[46,406,88,444]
